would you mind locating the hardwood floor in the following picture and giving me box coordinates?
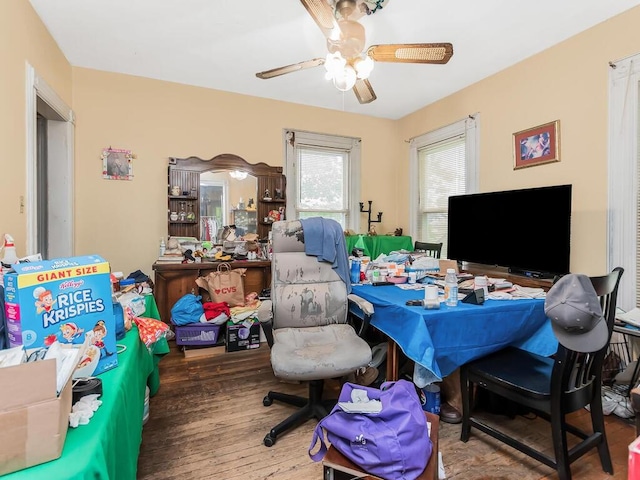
[138,342,636,479]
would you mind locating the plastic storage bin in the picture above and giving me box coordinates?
[174,323,221,346]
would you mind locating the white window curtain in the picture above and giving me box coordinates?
[409,115,479,258]
[284,130,361,231]
[608,54,640,311]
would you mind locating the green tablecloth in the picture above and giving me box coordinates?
[5,327,153,480]
[144,294,169,396]
[345,235,414,259]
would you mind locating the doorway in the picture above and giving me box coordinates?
[26,64,74,259]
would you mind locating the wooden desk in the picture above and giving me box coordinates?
[152,260,271,323]
[322,412,439,480]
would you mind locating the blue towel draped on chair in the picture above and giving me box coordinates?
[300,217,351,293]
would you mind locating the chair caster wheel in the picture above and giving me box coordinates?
[264,434,276,447]
[263,395,273,406]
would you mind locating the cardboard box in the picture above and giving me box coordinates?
[0,359,73,475]
[226,318,260,352]
[4,255,117,376]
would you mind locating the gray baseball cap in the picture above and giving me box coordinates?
[544,273,607,353]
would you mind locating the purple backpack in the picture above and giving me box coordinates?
[309,379,432,480]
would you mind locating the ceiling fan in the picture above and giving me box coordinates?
[255,0,453,104]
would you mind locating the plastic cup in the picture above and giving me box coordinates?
[420,384,441,413]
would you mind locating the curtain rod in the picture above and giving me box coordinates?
[404,114,477,143]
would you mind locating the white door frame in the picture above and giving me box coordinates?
[26,63,75,258]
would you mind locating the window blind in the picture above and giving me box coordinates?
[417,135,466,258]
[297,147,347,211]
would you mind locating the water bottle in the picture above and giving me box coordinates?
[0,234,18,287]
[350,258,361,284]
[159,237,166,256]
[444,268,458,307]
[1,234,18,274]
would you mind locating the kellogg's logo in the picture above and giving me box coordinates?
[60,280,84,290]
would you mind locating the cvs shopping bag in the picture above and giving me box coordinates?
[195,263,246,307]
[309,379,432,480]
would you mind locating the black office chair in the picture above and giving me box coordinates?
[460,267,623,480]
[413,241,442,259]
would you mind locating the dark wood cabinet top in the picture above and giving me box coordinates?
[153,260,271,271]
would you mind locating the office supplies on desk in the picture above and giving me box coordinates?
[616,307,640,328]
[406,299,424,306]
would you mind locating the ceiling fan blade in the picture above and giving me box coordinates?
[256,58,325,79]
[367,43,454,64]
[353,78,377,104]
[300,0,340,39]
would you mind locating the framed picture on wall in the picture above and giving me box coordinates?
[513,120,560,170]
[102,147,134,180]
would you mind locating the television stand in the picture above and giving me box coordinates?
[462,263,554,291]
[507,267,556,280]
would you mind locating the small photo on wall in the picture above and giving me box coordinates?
[513,120,560,170]
[102,148,134,180]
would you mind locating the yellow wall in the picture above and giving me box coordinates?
[0,0,72,254]
[71,69,399,274]
[5,0,640,277]
[397,7,640,275]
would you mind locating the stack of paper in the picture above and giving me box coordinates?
[616,308,640,328]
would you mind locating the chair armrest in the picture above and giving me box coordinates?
[347,294,374,316]
[257,299,273,323]
[347,294,374,338]
[257,299,274,347]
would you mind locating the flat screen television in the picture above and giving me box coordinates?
[447,184,572,278]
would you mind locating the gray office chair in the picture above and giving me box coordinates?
[414,241,443,259]
[257,219,373,447]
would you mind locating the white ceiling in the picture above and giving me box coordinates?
[28,0,640,120]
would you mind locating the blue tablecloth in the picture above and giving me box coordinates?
[352,284,558,384]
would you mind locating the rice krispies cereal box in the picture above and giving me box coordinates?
[4,255,117,376]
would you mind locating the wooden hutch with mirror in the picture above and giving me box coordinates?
[154,154,286,324]
[167,153,286,241]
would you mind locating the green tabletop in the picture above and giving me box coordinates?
[345,235,414,259]
[5,327,153,480]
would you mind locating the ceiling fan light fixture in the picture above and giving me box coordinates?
[332,65,357,91]
[325,52,346,74]
[354,55,374,79]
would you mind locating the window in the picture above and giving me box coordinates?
[409,116,479,258]
[608,54,640,311]
[285,130,361,230]
[199,180,226,241]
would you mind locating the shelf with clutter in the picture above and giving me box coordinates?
[167,154,286,241]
